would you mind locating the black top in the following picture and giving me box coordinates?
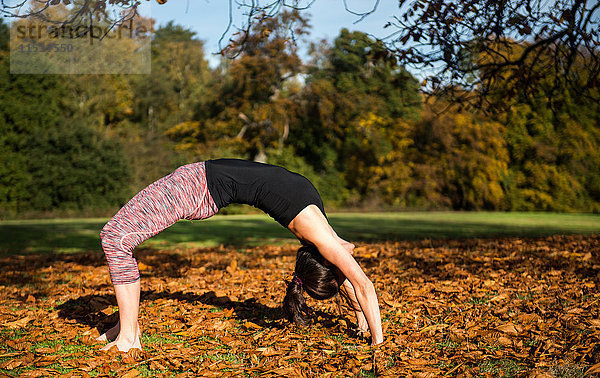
[205,159,325,227]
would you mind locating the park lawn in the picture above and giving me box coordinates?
[0,211,599,255]
[0,234,599,376]
[0,213,599,376]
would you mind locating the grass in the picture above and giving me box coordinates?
[359,369,377,377]
[0,211,598,255]
[141,333,184,347]
[479,359,524,377]
[435,340,460,350]
[0,328,28,341]
[210,352,246,364]
[0,332,98,377]
[550,364,589,378]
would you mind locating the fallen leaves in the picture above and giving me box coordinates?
[0,235,599,376]
[495,322,523,336]
[2,317,32,329]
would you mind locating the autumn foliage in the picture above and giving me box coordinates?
[2,9,600,216]
[1,235,599,376]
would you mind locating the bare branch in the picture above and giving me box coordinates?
[342,0,380,24]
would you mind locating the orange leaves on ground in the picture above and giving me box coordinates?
[2,317,32,329]
[0,235,599,376]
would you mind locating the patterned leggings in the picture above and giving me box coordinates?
[100,162,219,285]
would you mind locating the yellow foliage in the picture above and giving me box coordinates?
[165,121,201,138]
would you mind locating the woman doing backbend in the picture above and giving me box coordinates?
[98,158,383,352]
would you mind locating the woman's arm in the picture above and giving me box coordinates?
[341,279,369,334]
[289,206,384,345]
[309,206,356,255]
[318,239,383,344]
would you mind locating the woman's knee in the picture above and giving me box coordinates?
[100,222,124,256]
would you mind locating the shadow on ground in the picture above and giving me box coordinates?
[56,290,359,340]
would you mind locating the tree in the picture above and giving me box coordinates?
[405,101,509,210]
[298,29,421,199]
[476,38,600,211]
[500,91,600,211]
[0,19,8,52]
[210,0,600,111]
[0,54,131,216]
[1,0,143,31]
[10,0,598,108]
[23,119,132,212]
[60,20,211,193]
[166,10,310,162]
[139,21,212,131]
[386,0,600,107]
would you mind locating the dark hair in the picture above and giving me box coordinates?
[283,245,339,326]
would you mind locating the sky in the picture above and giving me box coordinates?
[146,0,401,67]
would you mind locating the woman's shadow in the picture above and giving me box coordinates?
[57,289,358,338]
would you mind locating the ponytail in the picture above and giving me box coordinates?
[283,274,312,326]
[283,246,340,326]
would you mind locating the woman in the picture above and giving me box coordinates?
[98,158,383,352]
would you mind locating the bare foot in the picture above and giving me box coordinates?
[99,322,142,352]
[101,333,142,352]
[97,321,120,342]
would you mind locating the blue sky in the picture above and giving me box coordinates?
[147,1,400,67]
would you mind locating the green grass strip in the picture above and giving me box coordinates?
[0,212,598,255]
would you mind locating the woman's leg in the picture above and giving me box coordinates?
[98,162,217,351]
[99,281,142,351]
[98,174,183,351]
